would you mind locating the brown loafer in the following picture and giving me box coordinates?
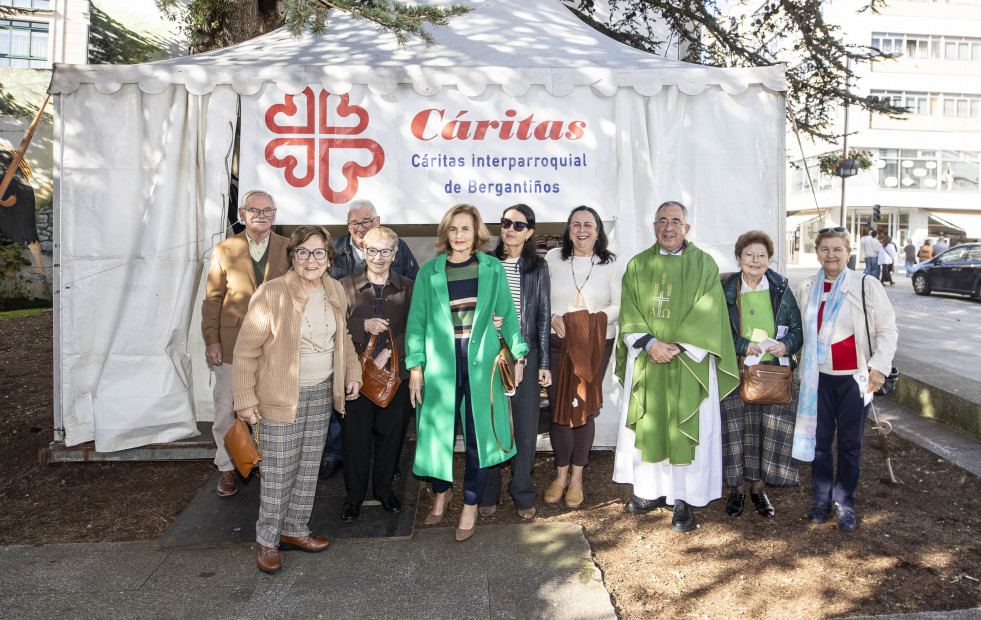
[256,544,281,574]
[565,485,584,508]
[543,480,567,504]
[216,470,238,497]
[478,505,497,518]
[279,534,330,553]
[517,506,537,520]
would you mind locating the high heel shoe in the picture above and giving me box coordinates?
[456,504,477,542]
[424,489,453,526]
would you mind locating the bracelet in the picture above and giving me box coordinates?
[515,358,528,366]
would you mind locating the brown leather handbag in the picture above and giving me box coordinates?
[739,362,793,405]
[490,336,516,452]
[223,415,262,478]
[359,326,402,407]
[736,279,793,405]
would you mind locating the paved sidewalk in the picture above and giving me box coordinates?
[0,523,615,620]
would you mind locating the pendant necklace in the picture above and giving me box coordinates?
[303,285,330,352]
[571,255,595,308]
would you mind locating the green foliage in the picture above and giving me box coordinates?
[282,0,471,47]
[818,148,874,176]
[88,4,169,64]
[0,307,48,320]
[162,0,235,49]
[575,0,907,141]
[1,240,31,276]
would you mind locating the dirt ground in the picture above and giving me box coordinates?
[2,312,980,618]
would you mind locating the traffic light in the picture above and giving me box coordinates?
[872,204,881,222]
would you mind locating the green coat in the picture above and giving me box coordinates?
[406,252,530,482]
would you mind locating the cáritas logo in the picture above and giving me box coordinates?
[410,109,586,141]
[264,87,385,204]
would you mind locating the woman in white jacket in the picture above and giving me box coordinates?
[792,227,898,532]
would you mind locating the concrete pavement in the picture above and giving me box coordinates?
[0,523,616,620]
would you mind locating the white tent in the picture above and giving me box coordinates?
[50,0,787,452]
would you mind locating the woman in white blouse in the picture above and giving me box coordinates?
[544,206,621,508]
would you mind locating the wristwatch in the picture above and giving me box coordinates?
[515,358,528,366]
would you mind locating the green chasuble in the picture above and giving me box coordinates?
[615,242,739,465]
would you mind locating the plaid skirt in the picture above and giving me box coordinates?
[720,387,799,488]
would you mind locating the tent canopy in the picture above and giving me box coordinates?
[52,0,787,452]
[51,0,784,98]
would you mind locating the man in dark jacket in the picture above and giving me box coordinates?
[321,199,419,479]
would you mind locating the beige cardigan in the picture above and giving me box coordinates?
[232,269,362,422]
[796,268,898,378]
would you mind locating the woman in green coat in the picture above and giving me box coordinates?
[407,204,530,542]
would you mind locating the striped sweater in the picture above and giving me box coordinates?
[446,255,479,358]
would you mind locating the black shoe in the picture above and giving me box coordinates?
[671,500,696,532]
[751,492,775,519]
[836,505,857,532]
[377,495,402,514]
[625,495,667,514]
[341,502,360,522]
[807,502,832,524]
[725,490,745,517]
[319,457,343,480]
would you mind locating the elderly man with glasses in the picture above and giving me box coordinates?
[320,200,420,480]
[202,190,290,497]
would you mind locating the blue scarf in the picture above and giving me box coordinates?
[792,268,848,461]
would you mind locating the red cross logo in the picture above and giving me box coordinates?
[263,87,385,204]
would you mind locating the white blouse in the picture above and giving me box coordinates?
[545,247,622,339]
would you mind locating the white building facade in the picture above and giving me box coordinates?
[787,0,981,263]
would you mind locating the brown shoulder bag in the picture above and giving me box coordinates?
[359,326,402,407]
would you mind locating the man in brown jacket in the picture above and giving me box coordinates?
[202,190,289,496]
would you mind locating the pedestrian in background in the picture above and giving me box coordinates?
[902,239,916,277]
[860,229,881,277]
[878,234,896,286]
[480,204,551,521]
[917,240,934,263]
[933,233,949,256]
[721,231,803,520]
[793,227,897,533]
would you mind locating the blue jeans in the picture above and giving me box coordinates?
[863,257,879,277]
[813,373,870,509]
[905,260,914,277]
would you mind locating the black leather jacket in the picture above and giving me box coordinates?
[330,232,419,281]
[722,268,804,366]
[514,255,551,370]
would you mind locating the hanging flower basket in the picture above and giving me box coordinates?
[818,149,875,177]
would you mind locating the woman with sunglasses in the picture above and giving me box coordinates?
[720,231,803,520]
[406,204,529,542]
[543,205,621,509]
[233,225,363,573]
[793,226,897,532]
[478,204,551,521]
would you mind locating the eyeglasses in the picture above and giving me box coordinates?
[656,218,685,229]
[348,217,378,229]
[501,218,529,232]
[243,207,276,217]
[295,248,328,261]
[818,227,847,234]
[741,252,770,262]
[366,248,394,258]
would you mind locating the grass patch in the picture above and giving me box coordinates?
[0,308,49,320]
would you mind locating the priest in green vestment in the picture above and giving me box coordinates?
[613,201,739,532]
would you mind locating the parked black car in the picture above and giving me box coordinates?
[911,243,981,299]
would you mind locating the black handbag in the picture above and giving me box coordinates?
[861,275,900,396]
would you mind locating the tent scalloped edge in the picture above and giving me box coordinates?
[49,64,787,98]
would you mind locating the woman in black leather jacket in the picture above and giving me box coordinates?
[720,230,803,520]
[480,203,551,520]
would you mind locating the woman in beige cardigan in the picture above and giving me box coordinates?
[234,225,362,574]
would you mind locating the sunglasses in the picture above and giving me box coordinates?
[818,226,847,234]
[501,218,529,232]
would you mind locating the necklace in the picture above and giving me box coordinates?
[571,255,595,308]
[303,285,330,352]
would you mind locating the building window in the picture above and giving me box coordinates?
[0,19,47,68]
[0,1,53,9]
[877,149,980,192]
[942,94,981,117]
[873,32,981,62]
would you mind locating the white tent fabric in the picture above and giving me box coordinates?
[51,0,786,451]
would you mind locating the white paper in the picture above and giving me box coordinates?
[744,338,781,366]
[853,371,874,405]
[776,325,789,339]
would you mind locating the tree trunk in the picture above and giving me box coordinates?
[190,0,285,54]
